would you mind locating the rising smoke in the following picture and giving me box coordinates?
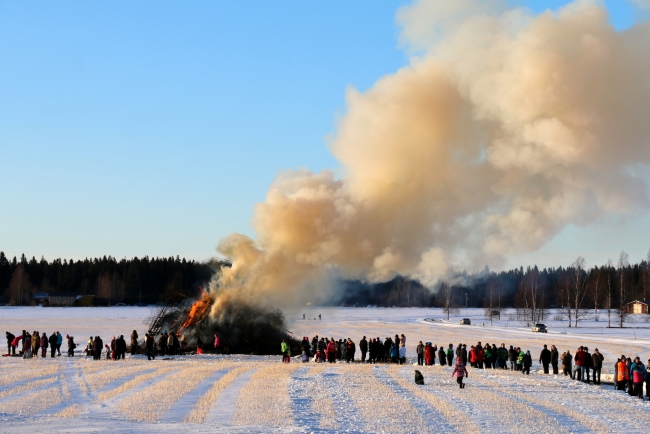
[211,0,650,309]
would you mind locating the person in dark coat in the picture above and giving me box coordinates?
[145,333,154,360]
[550,345,559,374]
[6,331,15,356]
[438,345,446,366]
[93,336,103,360]
[67,335,76,357]
[359,336,368,363]
[48,332,58,358]
[584,347,593,384]
[416,341,425,366]
[40,332,48,358]
[131,330,139,355]
[592,348,604,385]
[346,338,355,363]
[159,332,167,356]
[539,345,551,374]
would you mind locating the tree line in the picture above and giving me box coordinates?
[337,251,650,327]
[0,252,218,306]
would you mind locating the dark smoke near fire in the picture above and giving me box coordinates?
[149,287,299,355]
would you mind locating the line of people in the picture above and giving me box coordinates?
[5,330,65,359]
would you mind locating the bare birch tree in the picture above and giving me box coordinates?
[618,251,629,328]
[441,282,453,321]
[606,259,613,328]
[569,257,589,327]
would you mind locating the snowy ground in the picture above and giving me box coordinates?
[2,306,650,433]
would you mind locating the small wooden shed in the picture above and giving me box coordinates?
[623,300,649,314]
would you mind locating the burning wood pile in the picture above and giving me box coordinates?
[148,288,299,355]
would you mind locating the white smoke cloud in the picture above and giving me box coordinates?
[212,0,650,308]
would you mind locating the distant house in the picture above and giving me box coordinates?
[33,292,49,304]
[33,292,79,306]
[623,300,649,314]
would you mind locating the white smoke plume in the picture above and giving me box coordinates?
[211,0,650,309]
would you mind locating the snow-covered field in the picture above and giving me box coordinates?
[2,306,650,433]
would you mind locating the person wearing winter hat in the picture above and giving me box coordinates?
[452,356,469,389]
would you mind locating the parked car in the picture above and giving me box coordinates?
[460,318,471,325]
[532,323,547,333]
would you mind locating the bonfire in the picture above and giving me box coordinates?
[148,288,299,355]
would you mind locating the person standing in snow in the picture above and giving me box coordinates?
[359,336,368,363]
[550,345,559,374]
[67,335,76,357]
[645,359,650,400]
[446,344,454,366]
[539,345,551,374]
[591,349,604,385]
[56,331,62,356]
[630,357,646,399]
[86,337,94,358]
[417,341,425,366]
[48,332,58,358]
[509,345,517,370]
[130,330,139,355]
[327,338,336,363]
[561,350,572,376]
[399,342,406,365]
[583,347,593,383]
[452,357,469,389]
[616,356,628,391]
[522,350,532,375]
[438,345,446,366]
[346,338,355,363]
[6,331,15,356]
[40,332,48,358]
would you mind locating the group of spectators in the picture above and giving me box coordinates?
[5,330,64,359]
[4,329,193,361]
[290,334,409,365]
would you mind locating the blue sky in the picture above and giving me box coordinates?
[1,0,648,269]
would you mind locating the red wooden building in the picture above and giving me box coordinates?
[623,300,649,314]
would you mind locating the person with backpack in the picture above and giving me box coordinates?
[452,357,469,389]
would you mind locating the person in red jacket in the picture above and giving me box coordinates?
[326,338,337,363]
[573,346,588,382]
[469,346,477,367]
[452,357,469,389]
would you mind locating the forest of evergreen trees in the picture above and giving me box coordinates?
[2,251,649,325]
[0,252,217,306]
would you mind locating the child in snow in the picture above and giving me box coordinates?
[452,357,469,389]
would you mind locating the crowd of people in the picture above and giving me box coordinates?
[4,329,194,361]
[282,334,650,396]
[6,328,650,399]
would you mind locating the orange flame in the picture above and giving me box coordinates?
[180,288,213,330]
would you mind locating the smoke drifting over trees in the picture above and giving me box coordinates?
[213,0,650,309]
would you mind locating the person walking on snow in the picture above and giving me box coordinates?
[452,357,469,389]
